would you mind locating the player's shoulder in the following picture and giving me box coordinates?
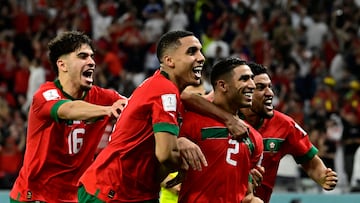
[271,110,294,125]
[39,81,56,89]
[88,86,126,103]
[182,110,222,129]
[248,123,263,140]
[33,81,57,95]
[90,85,120,95]
[272,110,306,135]
[183,109,206,120]
[147,71,178,91]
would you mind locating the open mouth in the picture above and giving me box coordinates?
[264,98,273,110]
[244,92,253,98]
[193,66,202,79]
[82,69,94,84]
[82,69,94,78]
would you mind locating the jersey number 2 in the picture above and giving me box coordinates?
[68,128,84,154]
[226,139,239,166]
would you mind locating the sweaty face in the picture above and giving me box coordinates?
[251,73,274,118]
[228,65,255,108]
[66,44,95,91]
[171,36,205,90]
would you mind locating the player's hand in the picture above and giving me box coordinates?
[321,168,338,190]
[225,115,249,141]
[111,98,128,118]
[177,137,208,171]
[250,166,265,187]
[167,183,181,195]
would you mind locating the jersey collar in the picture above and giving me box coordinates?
[160,70,170,80]
[238,111,264,130]
[54,79,88,100]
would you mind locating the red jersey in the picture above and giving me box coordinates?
[253,110,317,203]
[179,111,263,203]
[10,80,124,202]
[79,70,183,202]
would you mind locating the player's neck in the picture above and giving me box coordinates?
[239,108,261,127]
[56,78,85,99]
[213,98,237,115]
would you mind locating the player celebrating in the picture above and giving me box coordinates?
[178,58,264,203]
[9,31,128,203]
[78,30,210,202]
[240,62,338,203]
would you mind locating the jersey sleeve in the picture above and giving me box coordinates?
[32,87,71,122]
[151,87,181,136]
[287,120,318,164]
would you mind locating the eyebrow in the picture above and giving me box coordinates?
[77,52,94,58]
[239,74,254,81]
[255,82,272,88]
[186,46,201,54]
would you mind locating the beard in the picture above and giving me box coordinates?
[261,109,274,118]
[80,84,92,91]
[251,106,274,119]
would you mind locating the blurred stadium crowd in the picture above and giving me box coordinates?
[0,0,359,193]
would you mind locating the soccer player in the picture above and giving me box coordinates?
[240,62,338,203]
[178,58,264,203]
[77,30,201,202]
[9,31,128,202]
[159,83,207,203]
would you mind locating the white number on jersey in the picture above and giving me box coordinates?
[226,139,239,166]
[68,128,85,154]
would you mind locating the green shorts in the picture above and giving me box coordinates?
[78,186,159,203]
[78,186,104,203]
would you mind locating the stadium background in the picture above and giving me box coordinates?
[1,0,360,202]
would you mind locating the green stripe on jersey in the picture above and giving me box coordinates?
[243,136,254,154]
[294,146,318,164]
[263,138,284,152]
[201,127,228,139]
[201,127,255,154]
[50,99,71,122]
[153,122,179,136]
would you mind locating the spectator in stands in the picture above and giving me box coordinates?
[22,58,45,114]
[165,1,189,32]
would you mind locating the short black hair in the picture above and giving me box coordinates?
[246,61,268,76]
[210,57,247,87]
[48,31,94,76]
[156,30,194,63]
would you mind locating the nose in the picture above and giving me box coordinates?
[265,87,274,96]
[198,51,205,64]
[248,78,256,89]
[88,56,95,68]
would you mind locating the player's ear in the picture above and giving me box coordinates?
[163,55,175,68]
[216,80,227,92]
[57,58,67,72]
